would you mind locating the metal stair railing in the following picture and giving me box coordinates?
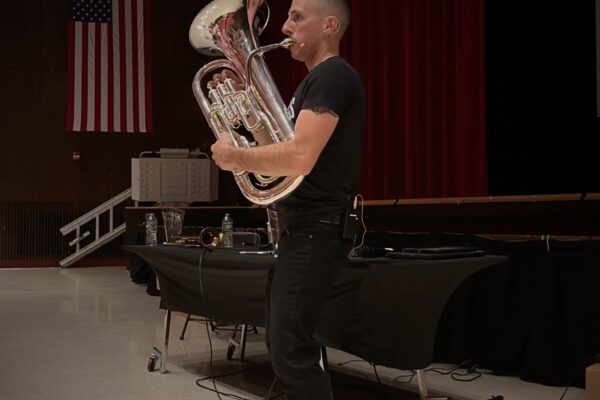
[59,188,132,267]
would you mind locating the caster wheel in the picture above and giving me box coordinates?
[226,344,235,361]
[148,356,157,372]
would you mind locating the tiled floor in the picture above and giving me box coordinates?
[0,267,585,400]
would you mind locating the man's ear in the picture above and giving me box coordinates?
[323,16,341,35]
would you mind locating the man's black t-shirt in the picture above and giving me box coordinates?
[275,56,365,227]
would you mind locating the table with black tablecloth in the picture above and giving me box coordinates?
[124,244,507,372]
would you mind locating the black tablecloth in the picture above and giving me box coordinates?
[124,244,506,370]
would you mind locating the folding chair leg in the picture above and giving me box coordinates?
[179,313,192,340]
[239,324,248,362]
[227,324,249,362]
[320,346,328,371]
[147,310,172,373]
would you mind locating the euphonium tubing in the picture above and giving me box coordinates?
[190,0,304,205]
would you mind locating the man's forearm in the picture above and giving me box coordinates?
[234,141,309,176]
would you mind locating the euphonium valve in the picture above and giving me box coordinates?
[190,0,304,205]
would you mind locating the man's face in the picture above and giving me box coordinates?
[281,0,325,62]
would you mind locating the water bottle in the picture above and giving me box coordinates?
[145,213,158,246]
[221,213,233,248]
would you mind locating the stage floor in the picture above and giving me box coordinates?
[0,266,585,400]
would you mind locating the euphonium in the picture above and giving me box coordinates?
[189,0,303,205]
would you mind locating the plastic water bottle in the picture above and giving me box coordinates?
[145,213,158,246]
[221,213,233,248]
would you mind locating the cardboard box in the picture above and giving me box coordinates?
[587,363,600,400]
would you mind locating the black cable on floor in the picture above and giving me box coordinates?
[392,370,416,384]
[425,359,483,382]
[336,359,368,366]
[194,319,284,400]
[559,352,600,400]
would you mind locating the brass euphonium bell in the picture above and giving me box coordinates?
[190,0,304,205]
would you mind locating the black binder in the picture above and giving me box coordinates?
[386,246,486,260]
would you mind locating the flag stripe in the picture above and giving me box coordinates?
[107,16,114,133]
[86,23,95,132]
[94,23,102,132]
[100,23,108,132]
[81,22,88,132]
[67,0,151,133]
[123,0,133,132]
[119,0,127,132]
[112,0,121,132]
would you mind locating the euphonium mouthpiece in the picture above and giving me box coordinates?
[255,38,297,54]
[279,39,305,49]
[280,38,294,49]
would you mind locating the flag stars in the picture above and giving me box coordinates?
[71,0,112,23]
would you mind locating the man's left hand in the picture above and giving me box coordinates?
[211,134,239,172]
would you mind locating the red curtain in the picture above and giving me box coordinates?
[264,0,487,199]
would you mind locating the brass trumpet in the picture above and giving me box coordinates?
[175,227,223,248]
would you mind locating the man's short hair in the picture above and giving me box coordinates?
[318,0,351,36]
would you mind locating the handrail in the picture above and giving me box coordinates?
[59,188,132,267]
[60,188,132,235]
[363,193,598,207]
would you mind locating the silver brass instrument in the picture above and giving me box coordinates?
[189,0,303,205]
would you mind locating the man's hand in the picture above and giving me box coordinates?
[208,69,243,91]
[211,133,240,172]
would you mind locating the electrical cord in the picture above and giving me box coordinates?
[337,359,369,366]
[392,370,416,384]
[194,319,284,400]
[331,360,385,399]
[337,357,483,386]
[558,352,600,400]
[348,194,367,259]
[198,248,209,298]
[369,362,384,400]
[334,360,372,381]
[425,359,483,382]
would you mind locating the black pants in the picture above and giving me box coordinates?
[265,221,351,400]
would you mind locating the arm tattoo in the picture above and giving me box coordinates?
[306,106,339,118]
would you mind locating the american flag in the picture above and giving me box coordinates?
[67,0,153,133]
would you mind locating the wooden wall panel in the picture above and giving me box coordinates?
[40,0,67,70]
[0,71,41,201]
[39,69,114,202]
[39,70,68,202]
[0,1,41,69]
